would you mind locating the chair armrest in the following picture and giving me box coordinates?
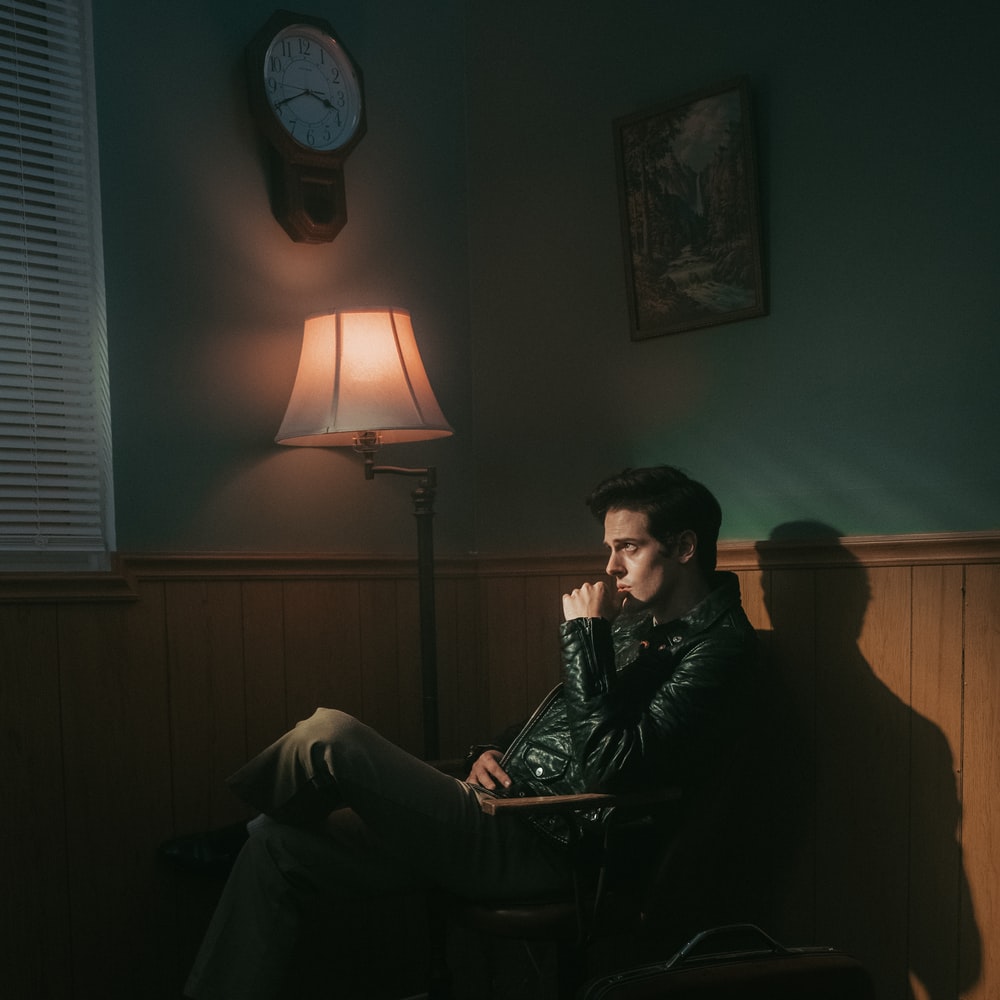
[478,787,680,817]
[479,792,615,816]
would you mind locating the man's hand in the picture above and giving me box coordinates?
[562,580,619,622]
[466,749,511,790]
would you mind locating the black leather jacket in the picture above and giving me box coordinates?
[483,572,759,848]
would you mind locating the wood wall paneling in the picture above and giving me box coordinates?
[165,581,249,832]
[908,565,967,1000]
[755,566,819,944]
[359,578,404,744]
[480,575,530,738]
[281,580,363,733]
[241,580,290,756]
[393,577,424,756]
[58,587,176,997]
[435,575,483,757]
[813,567,913,997]
[1,535,998,1000]
[525,574,563,711]
[0,603,72,999]
[962,565,999,1000]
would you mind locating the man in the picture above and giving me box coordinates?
[178,465,759,999]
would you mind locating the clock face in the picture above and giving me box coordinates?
[263,24,363,153]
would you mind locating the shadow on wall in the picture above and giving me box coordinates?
[756,522,981,1000]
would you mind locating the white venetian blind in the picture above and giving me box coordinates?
[0,0,114,571]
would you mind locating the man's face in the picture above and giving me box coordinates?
[602,508,681,617]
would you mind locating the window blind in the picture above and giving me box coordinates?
[0,0,114,571]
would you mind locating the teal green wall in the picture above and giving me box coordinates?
[466,0,1000,553]
[95,1,1000,557]
[94,0,474,556]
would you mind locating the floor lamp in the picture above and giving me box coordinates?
[275,308,453,759]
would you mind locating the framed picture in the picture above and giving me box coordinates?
[614,77,766,340]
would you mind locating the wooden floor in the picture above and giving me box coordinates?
[1,532,996,999]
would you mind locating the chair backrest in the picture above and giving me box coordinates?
[638,654,793,943]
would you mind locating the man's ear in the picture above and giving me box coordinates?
[676,530,698,564]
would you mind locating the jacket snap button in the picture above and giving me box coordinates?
[535,766,544,777]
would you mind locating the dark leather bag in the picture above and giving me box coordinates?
[579,924,876,1000]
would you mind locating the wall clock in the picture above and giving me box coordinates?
[246,10,367,243]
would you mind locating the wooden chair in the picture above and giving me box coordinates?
[425,786,686,1000]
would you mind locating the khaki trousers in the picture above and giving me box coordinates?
[185,709,571,1000]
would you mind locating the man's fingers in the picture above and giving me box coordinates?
[472,766,496,789]
[467,750,511,790]
[562,580,616,621]
[483,755,512,789]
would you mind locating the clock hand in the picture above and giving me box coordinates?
[273,87,310,109]
[275,87,337,112]
[296,87,337,110]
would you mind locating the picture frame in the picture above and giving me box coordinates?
[614,77,766,340]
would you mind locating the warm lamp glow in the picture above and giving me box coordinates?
[275,308,453,447]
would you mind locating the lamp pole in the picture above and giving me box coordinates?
[363,452,440,761]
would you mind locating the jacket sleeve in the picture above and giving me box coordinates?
[558,616,757,793]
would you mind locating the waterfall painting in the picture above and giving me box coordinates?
[614,77,766,340]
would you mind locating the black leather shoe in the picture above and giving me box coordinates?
[158,821,250,877]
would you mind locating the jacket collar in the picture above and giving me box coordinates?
[665,570,743,637]
[613,571,743,646]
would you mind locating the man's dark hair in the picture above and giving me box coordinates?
[586,465,722,579]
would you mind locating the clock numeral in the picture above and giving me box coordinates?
[278,37,313,58]
[303,127,334,148]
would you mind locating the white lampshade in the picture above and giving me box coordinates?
[275,308,453,447]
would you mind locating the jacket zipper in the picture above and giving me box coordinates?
[498,682,563,777]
